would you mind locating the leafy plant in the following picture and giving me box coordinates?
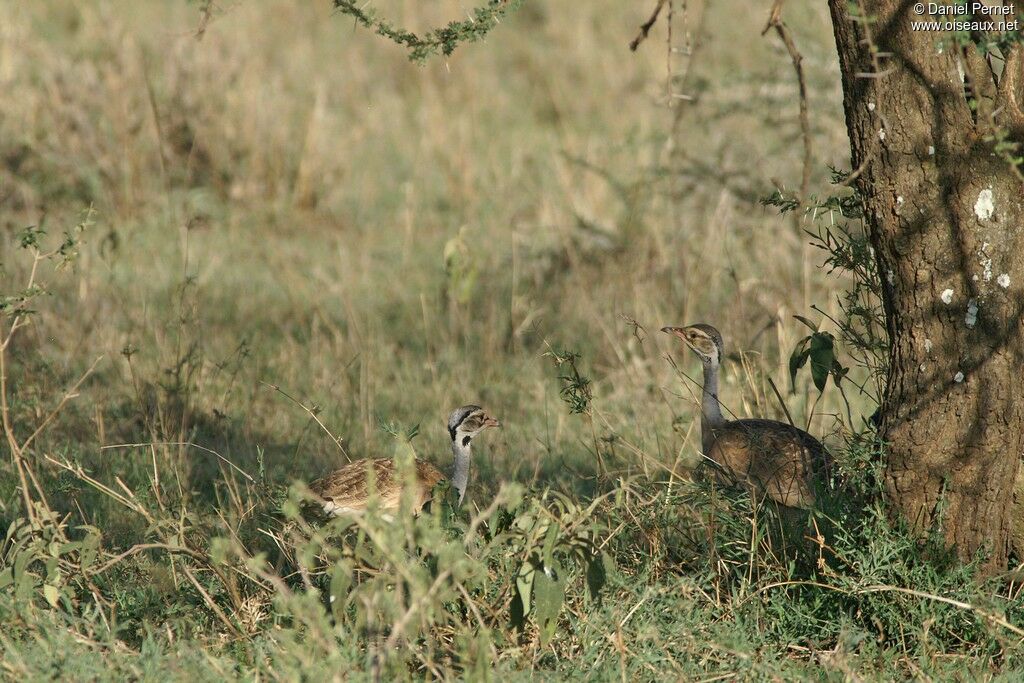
[332,0,523,63]
[443,226,479,308]
[788,316,848,393]
[544,347,592,415]
[0,507,101,612]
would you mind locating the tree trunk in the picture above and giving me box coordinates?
[828,1,1024,570]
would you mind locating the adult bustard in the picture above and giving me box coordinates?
[308,405,500,516]
[662,323,831,509]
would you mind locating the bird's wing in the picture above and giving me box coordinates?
[309,458,445,515]
[709,419,829,509]
[308,458,398,513]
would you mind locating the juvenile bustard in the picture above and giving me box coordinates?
[308,405,500,517]
[662,324,832,509]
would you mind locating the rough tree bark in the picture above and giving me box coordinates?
[827,1,1024,570]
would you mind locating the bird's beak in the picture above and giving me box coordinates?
[661,326,686,340]
[482,414,501,429]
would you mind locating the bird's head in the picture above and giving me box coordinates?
[447,405,501,448]
[661,323,724,367]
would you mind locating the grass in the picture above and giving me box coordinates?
[1,0,1023,680]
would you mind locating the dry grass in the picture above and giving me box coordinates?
[0,0,858,488]
[4,2,983,680]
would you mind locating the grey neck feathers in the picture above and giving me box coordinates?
[700,362,725,454]
[450,438,472,505]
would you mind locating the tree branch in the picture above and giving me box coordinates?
[763,0,813,203]
[630,0,667,52]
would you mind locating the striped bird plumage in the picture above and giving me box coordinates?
[307,405,500,517]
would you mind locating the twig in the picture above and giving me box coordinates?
[44,454,156,523]
[90,542,207,576]
[260,381,350,462]
[765,376,796,429]
[630,0,667,52]
[182,563,245,638]
[762,0,813,202]
[742,579,1024,641]
[21,356,103,453]
[836,133,878,187]
[101,441,254,482]
[195,0,216,41]
[859,584,1024,641]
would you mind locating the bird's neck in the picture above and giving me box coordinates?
[701,363,725,453]
[450,438,472,505]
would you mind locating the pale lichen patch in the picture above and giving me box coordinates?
[998,273,1011,288]
[965,298,979,328]
[974,188,994,221]
[924,338,933,353]
[954,371,965,383]
[940,288,954,304]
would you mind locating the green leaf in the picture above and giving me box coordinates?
[533,560,566,646]
[330,560,353,621]
[808,333,836,391]
[15,568,35,603]
[788,338,811,391]
[586,553,608,600]
[541,520,560,566]
[78,528,100,570]
[793,315,819,332]
[13,546,33,582]
[43,584,60,608]
[515,560,536,619]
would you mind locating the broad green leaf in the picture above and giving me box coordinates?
[516,560,536,618]
[533,560,566,646]
[43,584,60,608]
[15,568,35,603]
[14,547,32,581]
[80,532,99,570]
[809,333,835,391]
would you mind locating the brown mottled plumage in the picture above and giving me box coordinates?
[308,458,446,516]
[307,405,499,517]
[706,419,830,509]
[662,324,831,509]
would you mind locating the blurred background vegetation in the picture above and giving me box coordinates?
[4,1,1018,680]
[0,0,854,497]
